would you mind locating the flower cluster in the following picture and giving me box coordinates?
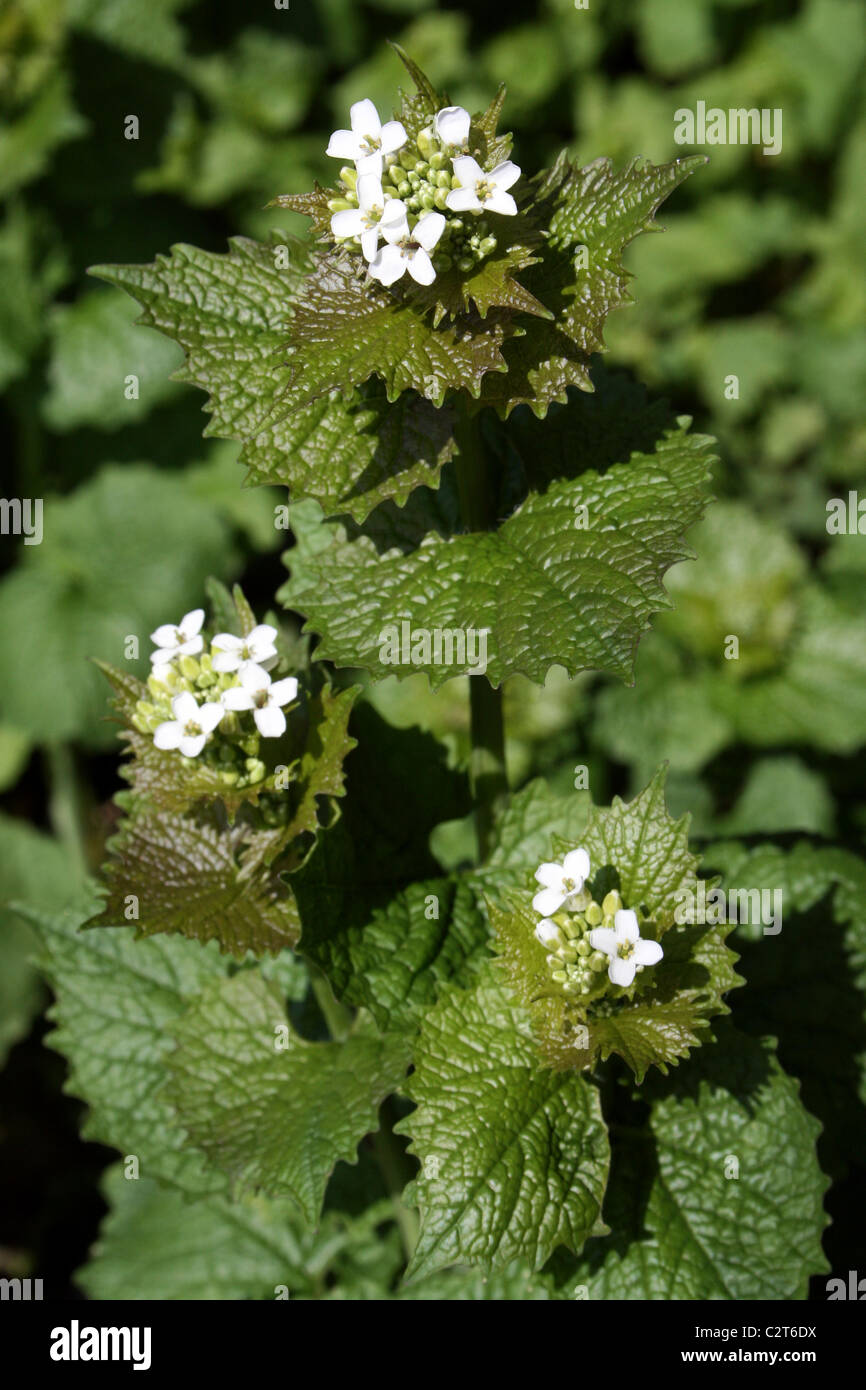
[132,609,299,788]
[531,849,663,999]
[326,99,520,287]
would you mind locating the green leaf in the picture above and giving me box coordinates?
[492,767,741,1079]
[0,813,76,1064]
[701,840,866,1173]
[26,895,231,1195]
[300,876,490,1034]
[474,777,591,895]
[43,287,183,431]
[477,153,707,417]
[92,239,459,522]
[570,1029,829,1300]
[0,464,239,747]
[164,970,410,1221]
[78,1163,402,1301]
[398,965,610,1278]
[279,417,715,687]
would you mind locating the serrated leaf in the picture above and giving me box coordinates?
[701,840,866,1173]
[300,876,490,1034]
[492,768,741,1079]
[279,418,715,687]
[570,1029,829,1300]
[473,778,591,895]
[398,966,610,1278]
[91,239,457,523]
[164,970,410,1221]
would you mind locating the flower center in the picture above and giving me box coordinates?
[362,205,383,229]
[184,720,202,737]
[397,235,421,260]
[475,178,494,203]
[360,133,381,156]
[253,690,269,709]
[563,877,577,893]
[617,941,635,961]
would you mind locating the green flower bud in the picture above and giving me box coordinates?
[407,196,421,212]
[396,181,411,199]
[435,169,452,189]
[559,945,578,964]
[450,218,464,233]
[561,918,581,941]
[399,148,417,171]
[429,150,446,170]
[179,655,200,680]
[387,164,404,187]
[241,736,259,757]
[407,171,421,188]
[414,160,429,177]
[589,951,608,972]
[585,902,604,927]
[419,189,436,211]
[551,969,568,984]
[457,256,475,273]
[219,769,240,786]
[327,197,353,213]
[247,760,266,784]
[433,188,449,210]
[196,671,217,689]
[602,890,623,917]
[416,128,435,159]
[478,236,497,257]
[434,250,453,270]
[339,166,358,191]
[576,938,591,957]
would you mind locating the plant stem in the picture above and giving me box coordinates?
[309,966,353,1041]
[372,1107,420,1264]
[45,743,89,880]
[453,412,508,862]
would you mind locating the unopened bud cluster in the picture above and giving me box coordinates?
[537,890,631,999]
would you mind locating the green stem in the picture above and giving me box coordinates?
[309,966,353,1042]
[372,1110,420,1265]
[45,743,89,879]
[453,412,508,862]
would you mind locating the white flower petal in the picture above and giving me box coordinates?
[350,99,381,139]
[562,848,590,884]
[615,909,640,944]
[171,691,199,722]
[211,650,241,673]
[255,704,287,739]
[360,226,381,262]
[212,633,243,653]
[491,160,521,191]
[150,647,176,666]
[379,201,409,242]
[177,636,203,658]
[356,173,383,212]
[608,956,637,988]
[180,608,205,638]
[534,919,561,946]
[153,720,182,750]
[326,129,358,160]
[633,938,664,967]
[249,624,277,647]
[588,927,618,957]
[197,703,225,734]
[222,687,255,711]
[268,677,299,708]
[434,106,471,147]
[379,120,407,155]
[485,190,518,217]
[445,186,480,212]
[532,887,565,917]
[414,212,445,252]
[535,861,564,888]
[355,150,384,177]
[238,662,271,692]
[179,733,206,758]
[151,623,179,647]
[370,245,406,286]
[331,208,365,239]
[408,248,436,285]
[451,155,484,186]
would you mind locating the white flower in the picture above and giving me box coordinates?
[434,105,471,148]
[150,609,205,666]
[221,664,299,739]
[153,691,223,758]
[532,848,590,917]
[589,909,664,989]
[331,175,396,262]
[534,919,562,948]
[326,99,407,175]
[369,207,445,287]
[211,624,278,674]
[446,156,521,216]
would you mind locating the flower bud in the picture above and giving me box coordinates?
[327,197,353,213]
[478,236,497,257]
[399,148,417,171]
[414,160,429,177]
[219,769,240,786]
[435,170,451,189]
[602,890,623,917]
[457,256,475,273]
[396,181,411,199]
[576,938,591,957]
[339,166,358,191]
[179,655,200,680]
[551,969,568,984]
[588,951,607,972]
[419,189,436,211]
[585,902,603,926]
[429,151,446,170]
[433,188,449,210]
[416,128,435,158]
[407,171,421,188]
